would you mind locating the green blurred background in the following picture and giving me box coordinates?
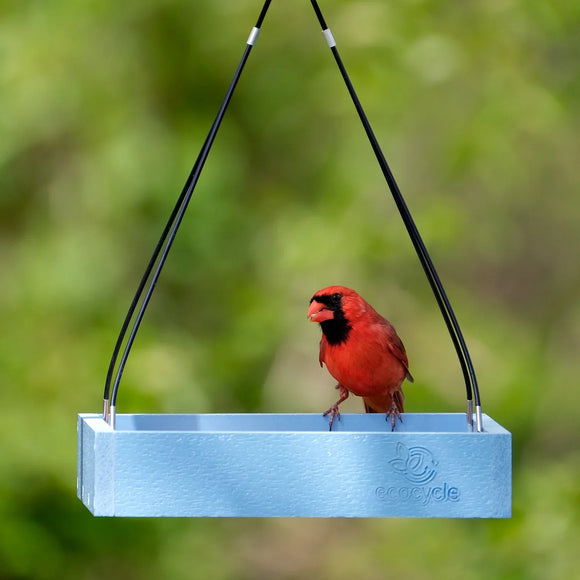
[1,0,579,578]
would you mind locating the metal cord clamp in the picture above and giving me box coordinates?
[322,28,336,48]
[247,26,260,46]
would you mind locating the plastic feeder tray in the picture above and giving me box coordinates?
[77,412,511,518]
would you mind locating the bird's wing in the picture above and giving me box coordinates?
[318,335,327,368]
[387,331,414,383]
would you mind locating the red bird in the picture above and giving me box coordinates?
[307,285,414,430]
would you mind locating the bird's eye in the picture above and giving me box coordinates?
[331,292,342,301]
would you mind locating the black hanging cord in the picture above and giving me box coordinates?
[309,0,482,431]
[103,0,273,425]
[103,0,481,431]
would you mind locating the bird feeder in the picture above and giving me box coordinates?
[78,0,512,518]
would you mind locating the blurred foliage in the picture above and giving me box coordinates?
[1,0,579,578]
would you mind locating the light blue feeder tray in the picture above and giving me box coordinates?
[77,3,512,520]
[77,412,511,518]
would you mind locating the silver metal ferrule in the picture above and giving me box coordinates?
[247,26,260,46]
[466,399,473,430]
[103,399,110,423]
[475,405,483,433]
[323,28,336,48]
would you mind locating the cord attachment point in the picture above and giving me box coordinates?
[475,405,484,433]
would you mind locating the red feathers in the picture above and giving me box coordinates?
[308,285,413,430]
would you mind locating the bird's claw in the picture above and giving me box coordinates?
[387,400,403,431]
[323,403,341,431]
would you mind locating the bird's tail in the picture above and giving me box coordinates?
[363,389,405,414]
[363,400,379,413]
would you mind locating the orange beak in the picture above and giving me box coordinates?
[307,301,335,323]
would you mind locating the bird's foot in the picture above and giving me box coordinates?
[386,400,403,431]
[323,403,341,431]
[324,385,349,431]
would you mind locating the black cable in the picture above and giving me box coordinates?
[103,0,481,430]
[103,0,273,417]
[103,129,213,406]
[309,0,481,423]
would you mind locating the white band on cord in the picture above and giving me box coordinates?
[247,27,260,46]
[323,28,336,48]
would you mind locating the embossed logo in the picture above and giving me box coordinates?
[388,442,438,485]
[374,442,460,506]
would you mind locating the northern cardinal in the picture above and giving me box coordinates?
[307,285,414,430]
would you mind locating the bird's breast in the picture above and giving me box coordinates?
[322,328,406,397]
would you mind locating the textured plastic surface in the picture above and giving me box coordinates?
[77,413,511,518]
